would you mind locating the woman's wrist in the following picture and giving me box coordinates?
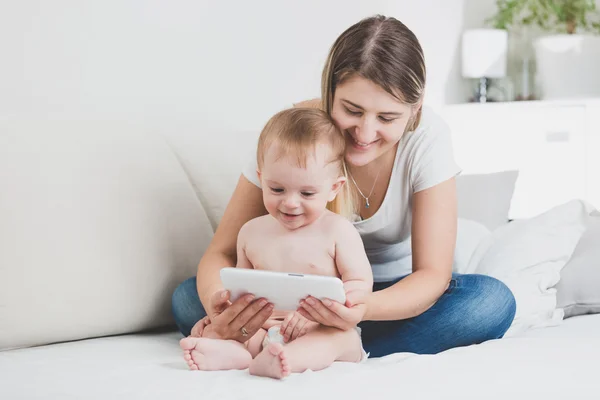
[362,291,376,321]
[201,284,225,318]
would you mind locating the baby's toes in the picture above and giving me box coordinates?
[281,362,291,377]
[281,357,291,372]
[180,337,196,351]
[280,355,289,368]
[273,344,291,376]
[278,348,287,363]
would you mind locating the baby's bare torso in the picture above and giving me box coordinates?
[243,215,339,278]
[240,213,341,321]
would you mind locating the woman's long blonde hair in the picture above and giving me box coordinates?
[321,15,426,132]
[256,108,356,219]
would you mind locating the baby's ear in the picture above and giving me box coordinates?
[327,176,346,202]
[256,168,262,180]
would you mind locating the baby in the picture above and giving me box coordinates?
[180,108,373,379]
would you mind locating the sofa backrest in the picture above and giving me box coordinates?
[0,119,214,351]
[162,126,261,230]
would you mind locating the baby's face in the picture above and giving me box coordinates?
[259,143,345,230]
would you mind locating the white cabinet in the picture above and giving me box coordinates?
[439,99,600,219]
[587,103,600,212]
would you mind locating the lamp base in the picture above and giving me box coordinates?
[473,77,492,103]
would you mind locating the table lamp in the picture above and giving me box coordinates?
[462,29,508,102]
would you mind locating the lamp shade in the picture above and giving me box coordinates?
[462,29,508,78]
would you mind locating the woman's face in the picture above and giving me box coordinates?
[331,75,416,168]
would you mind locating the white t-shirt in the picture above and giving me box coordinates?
[242,106,462,282]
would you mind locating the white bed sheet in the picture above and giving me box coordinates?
[2,315,600,400]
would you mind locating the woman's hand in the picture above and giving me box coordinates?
[200,289,274,342]
[297,290,369,331]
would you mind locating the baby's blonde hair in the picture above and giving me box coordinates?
[256,108,356,220]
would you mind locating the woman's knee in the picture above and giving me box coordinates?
[462,274,516,339]
[171,277,206,336]
[489,277,517,337]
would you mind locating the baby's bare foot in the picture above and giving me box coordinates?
[180,336,251,371]
[249,343,291,379]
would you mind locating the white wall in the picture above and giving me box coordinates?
[5,0,598,136]
[1,0,484,136]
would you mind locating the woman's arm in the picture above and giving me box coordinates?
[196,175,266,309]
[364,177,456,321]
[195,174,274,341]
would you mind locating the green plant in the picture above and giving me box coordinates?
[487,0,600,34]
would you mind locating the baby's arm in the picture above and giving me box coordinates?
[334,219,374,307]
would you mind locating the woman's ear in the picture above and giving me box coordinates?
[327,176,347,202]
[414,99,424,114]
[406,100,424,132]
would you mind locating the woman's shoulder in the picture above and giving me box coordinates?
[241,149,261,188]
[399,105,455,158]
[399,106,462,192]
[292,98,322,109]
[409,106,452,142]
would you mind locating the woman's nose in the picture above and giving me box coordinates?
[355,118,377,143]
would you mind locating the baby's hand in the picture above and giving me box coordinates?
[190,316,210,338]
[343,281,369,307]
[280,311,319,343]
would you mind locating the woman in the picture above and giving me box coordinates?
[171,14,516,357]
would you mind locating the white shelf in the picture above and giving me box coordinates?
[439,99,600,218]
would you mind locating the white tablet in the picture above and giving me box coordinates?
[220,267,346,311]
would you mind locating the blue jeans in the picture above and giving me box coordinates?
[171,273,516,357]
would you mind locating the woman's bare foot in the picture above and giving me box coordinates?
[180,336,251,371]
[248,343,291,379]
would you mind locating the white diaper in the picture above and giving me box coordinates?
[261,326,286,348]
[355,326,369,363]
[262,325,368,362]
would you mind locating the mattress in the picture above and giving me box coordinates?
[1,314,599,400]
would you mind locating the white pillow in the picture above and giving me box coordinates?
[556,211,600,318]
[453,218,491,274]
[467,199,593,337]
[456,170,518,231]
[0,120,214,350]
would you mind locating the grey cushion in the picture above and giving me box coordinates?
[556,211,600,318]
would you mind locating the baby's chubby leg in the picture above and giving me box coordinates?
[180,329,267,371]
[249,326,363,379]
